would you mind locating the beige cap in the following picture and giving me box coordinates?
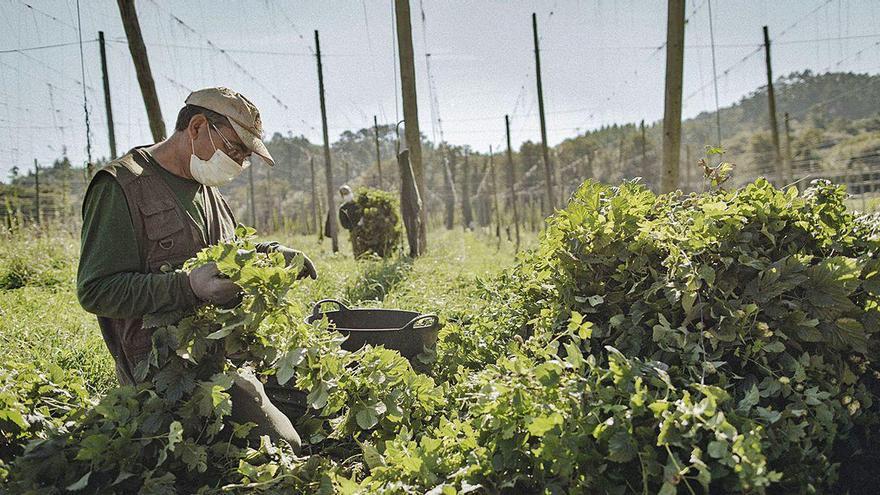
[185,87,275,166]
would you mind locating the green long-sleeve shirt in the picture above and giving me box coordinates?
[76,152,208,319]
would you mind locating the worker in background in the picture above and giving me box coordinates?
[76,87,315,450]
[325,184,363,236]
[338,184,363,230]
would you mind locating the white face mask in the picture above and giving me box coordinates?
[189,127,249,187]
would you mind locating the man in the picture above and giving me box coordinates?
[77,87,314,448]
[337,184,363,231]
[324,184,362,237]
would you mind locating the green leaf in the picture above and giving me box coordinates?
[796,325,824,342]
[737,384,760,411]
[756,406,782,423]
[567,311,584,332]
[360,441,385,469]
[276,348,306,386]
[111,471,135,486]
[0,409,28,430]
[682,289,696,316]
[167,421,183,451]
[356,407,379,430]
[564,341,585,369]
[528,413,563,437]
[75,433,109,461]
[177,441,208,473]
[335,474,361,495]
[66,471,91,491]
[707,440,727,459]
[206,325,236,340]
[607,430,637,463]
[763,341,785,353]
[307,382,329,410]
[658,482,677,495]
[587,295,604,307]
[834,318,868,353]
[699,264,716,285]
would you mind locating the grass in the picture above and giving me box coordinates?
[0,224,78,290]
[845,193,880,213]
[271,226,529,316]
[0,223,115,393]
[0,222,533,398]
[0,286,116,394]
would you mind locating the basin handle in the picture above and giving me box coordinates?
[311,299,349,319]
[403,314,438,331]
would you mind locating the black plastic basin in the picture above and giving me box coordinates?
[304,299,440,359]
[266,299,440,420]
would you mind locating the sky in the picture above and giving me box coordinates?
[1,0,879,181]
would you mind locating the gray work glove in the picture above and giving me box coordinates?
[256,242,318,280]
[188,262,241,306]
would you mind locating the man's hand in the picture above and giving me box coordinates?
[276,246,318,280]
[256,242,318,280]
[188,262,241,305]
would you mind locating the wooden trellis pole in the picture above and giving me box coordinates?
[461,151,473,229]
[763,25,783,185]
[505,115,520,253]
[116,0,165,141]
[532,12,556,213]
[398,149,423,256]
[33,159,40,225]
[310,156,320,240]
[374,115,383,189]
[395,0,427,251]
[661,0,685,193]
[489,147,501,245]
[315,30,338,252]
[98,31,117,159]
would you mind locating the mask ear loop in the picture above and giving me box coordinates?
[206,123,218,152]
[191,123,217,157]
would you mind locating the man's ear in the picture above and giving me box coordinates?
[187,114,208,141]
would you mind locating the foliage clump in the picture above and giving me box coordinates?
[401,178,878,493]
[0,361,93,483]
[348,188,401,259]
[4,179,880,494]
[4,227,440,493]
[537,178,880,492]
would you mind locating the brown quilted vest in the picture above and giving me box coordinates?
[90,147,236,384]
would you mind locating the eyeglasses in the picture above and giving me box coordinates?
[209,122,251,164]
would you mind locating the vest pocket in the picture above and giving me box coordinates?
[141,200,184,241]
[139,201,189,272]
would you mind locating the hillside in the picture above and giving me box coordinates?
[556,70,880,193]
